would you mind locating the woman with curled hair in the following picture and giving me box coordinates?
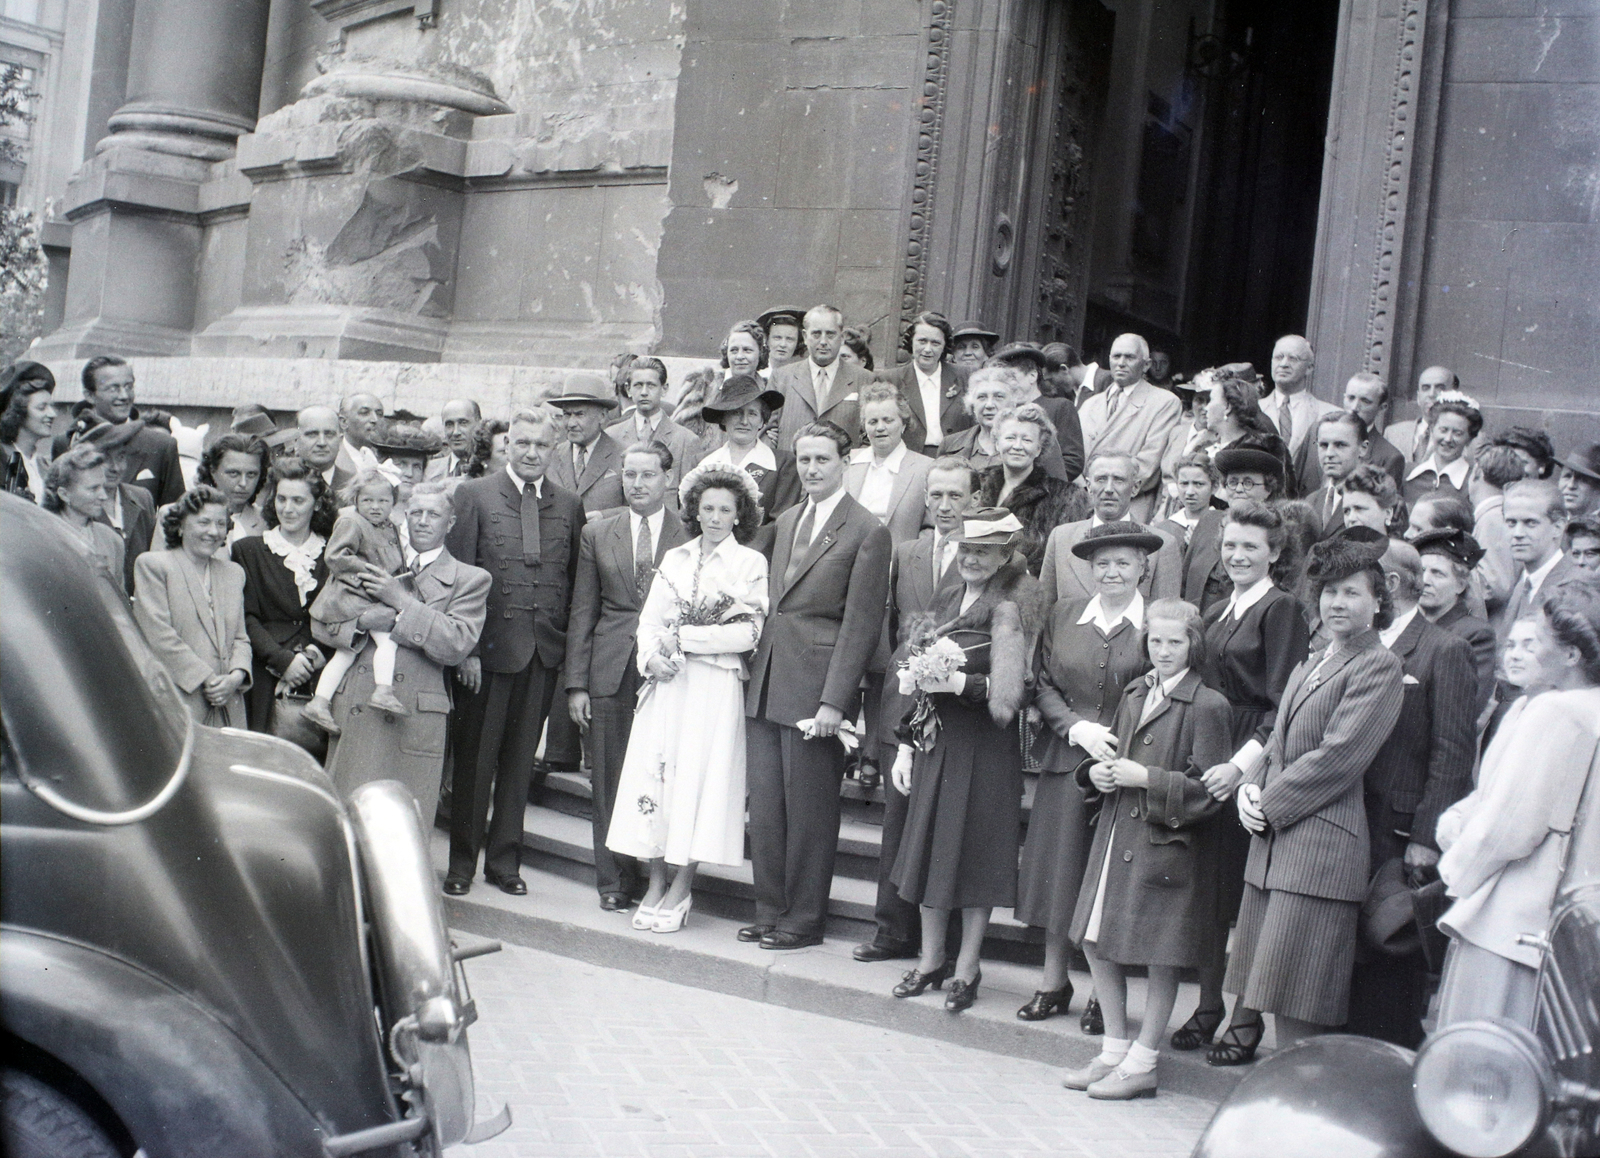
[938,366,1033,473]
[42,443,127,594]
[1488,425,1554,481]
[1212,526,1403,1064]
[196,431,271,543]
[878,310,972,454]
[719,320,769,379]
[976,403,1087,574]
[134,485,253,726]
[1434,575,1600,1028]
[606,464,770,933]
[1404,391,1482,508]
[1340,462,1408,539]
[838,326,875,373]
[466,419,509,479]
[230,457,333,732]
[1,360,57,501]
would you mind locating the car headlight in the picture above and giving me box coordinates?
[1413,1019,1555,1157]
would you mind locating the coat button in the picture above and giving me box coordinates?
[1099,661,1106,668]
[394,673,404,684]
[413,634,423,642]
[1130,807,1139,818]
[499,561,507,570]
[1169,818,1180,828]
[504,611,513,619]
[1122,850,1133,862]
[1143,734,1153,745]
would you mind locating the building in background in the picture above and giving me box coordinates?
[19,0,1600,443]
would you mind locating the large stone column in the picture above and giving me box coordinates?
[33,0,272,359]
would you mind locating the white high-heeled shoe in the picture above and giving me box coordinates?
[631,903,661,931]
[652,895,692,933]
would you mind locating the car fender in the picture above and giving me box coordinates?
[1,928,398,1158]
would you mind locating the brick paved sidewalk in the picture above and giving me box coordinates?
[453,942,1215,1158]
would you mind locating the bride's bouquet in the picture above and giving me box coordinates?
[896,630,972,752]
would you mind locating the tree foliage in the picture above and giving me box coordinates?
[1,61,48,362]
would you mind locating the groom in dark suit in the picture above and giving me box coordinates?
[444,408,586,896]
[563,442,688,911]
[743,420,892,949]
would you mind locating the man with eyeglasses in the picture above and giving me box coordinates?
[53,355,184,505]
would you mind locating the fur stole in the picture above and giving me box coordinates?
[934,556,1045,728]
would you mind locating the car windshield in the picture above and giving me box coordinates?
[1,497,187,816]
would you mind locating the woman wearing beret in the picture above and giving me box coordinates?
[888,510,1042,1012]
[1014,521,1159,1029]
[1061,599,1233,1099]
[1216,526,1404,1063]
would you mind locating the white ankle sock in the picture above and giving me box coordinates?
[1119,1042,1159,1074]
[1097,1037,1131,1066]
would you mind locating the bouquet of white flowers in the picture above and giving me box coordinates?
[897,634,971,752]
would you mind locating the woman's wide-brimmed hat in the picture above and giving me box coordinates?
[1070,519,1165,559]
[1214,437,1286,480]
[701,373,784,426]
[1305,524,1388,583]
[950,320,999,344]
[69,412,145,451]
[546,371,620,410]
[1412,527,1485,570]
[369,425,444,460]
[961,507,1024,546]
[1560,442,1600,486]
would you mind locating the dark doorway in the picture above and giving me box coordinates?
[1083,0,1341,374]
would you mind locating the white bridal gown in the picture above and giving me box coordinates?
[606,534,768,867]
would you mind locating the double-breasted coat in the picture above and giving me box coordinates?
[132,548,254,726]
[1068,669,1233,967]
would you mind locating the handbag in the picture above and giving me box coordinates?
[269,690,329,762]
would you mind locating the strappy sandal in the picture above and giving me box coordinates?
[1170,1004,1227,1051]
[1206,1014,1265,1066]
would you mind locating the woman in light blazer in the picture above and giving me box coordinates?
[1215,526,1403,1063]
[133,485,253,727]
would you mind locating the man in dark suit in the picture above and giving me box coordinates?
[77,415,157,593]
[604,358,705,496]
[852,456,976,962]
[1341,373,1407,488]
[1495,479,1578,647]
[771,305,872,449]
[546,372,626,512]
[444,407,586,896]
[55,356,184,505]
[563,442,688,911]
[295,405,354,496]
[872,312,973,455]
[743,420,892,949]
[1349,539,1477,1047]
[1304,410,1369,536]
[1414,528,1497,719]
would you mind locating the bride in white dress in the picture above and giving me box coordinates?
[607,464,769,933]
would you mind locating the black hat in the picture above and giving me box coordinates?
[69,412,145,451]
[1070,520,1166,560]
[1561,443,1600,486]
[1305,524,1389,583]
[1214,438,1286,480]
[950,320,999,345]
[370,425,444,459]
[0,360,56,413]
[757,306,807,332]
[701,374,784,426]
[1361,859,1422,957]
[1412,527,1485,569]
[1214,361,1263,388]
[991,342,1049,372]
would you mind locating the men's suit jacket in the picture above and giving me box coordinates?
[1073,365,1115,409]
[1037,518,1184,606]
[1363,615,1478,856]
[546,430,626,512]
[873,362,972,454]
[1367,433,1407,489]
[1244,632,1405,903]
[1169,507,1227,611]
[445,470,585,673]
[745,492,892,727]
[1494,553,1581,646]
[1304,481,1345,538]
[844,448,933,547]
[876,530,965,739]
[1077,379,1183,500]
[563,507,688,699]
[101,481,157,595]
[771,358,871,450]
[1385,419,1429,468]
[1034,394,1086,484]
[1261,389,1339,498]
[604,413,706,494]
[424,451,472,482]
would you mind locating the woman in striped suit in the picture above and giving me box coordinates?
[1214,526,1404,1063]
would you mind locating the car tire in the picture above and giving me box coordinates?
[1,1069,122,1158]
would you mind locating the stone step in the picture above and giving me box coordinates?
[439,831,1258,1107]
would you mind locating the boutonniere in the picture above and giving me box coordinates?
[945,384,961,399]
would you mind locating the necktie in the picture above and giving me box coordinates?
[785,502,818,587]
[1106,386,1121,419]
[521,481,541,565]
[934,536,956,583]
[1413,424,1429,463]
[1323,485,1338,526]
[635,515,654,603]
[816,365,833,411]
[574,444,588,479]
[1514,573,1534,619]
[1138,674,1165,727]
[1279,397,1294,449]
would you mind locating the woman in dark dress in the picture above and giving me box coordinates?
[1014,522,1158,1027]
[977,403,1089,575]
[230,457,336,731]
[1175,500,1311,1053]
[697,374,801,555]
[888,510,1042,1013]
[1061,599,1233,1099]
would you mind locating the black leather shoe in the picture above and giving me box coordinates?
[737,923,774,943]
[1080,996,1104,1036]
[892,960,953,998]
[487,874,527,896]
[853,940,916,963]
[442,878,471,896]
[1017,984,1074,1021]
[760,930,824,951]
[945,971,982,1013]
[599,893,631,912]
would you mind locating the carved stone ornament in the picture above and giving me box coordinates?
[901,0,954,326]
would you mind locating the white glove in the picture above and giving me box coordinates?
[1068,720,1118,762]
[896,666,917,696]
[923,671,967,695]
[891,744,915,794]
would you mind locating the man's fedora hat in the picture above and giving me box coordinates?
[69,412,145,451]
[230,402,297,448]
[546,371,620,410]
[1561,443,1600,486]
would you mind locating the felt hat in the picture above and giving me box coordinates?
[369,425,444,459]
[1412,527,1485,570]
[701,374,784,426]
[546,371,620,410]
[0,361,56,414]
[990,342,1049,373]
[961,508,1025,545]
[1214,439,1286,480]
[69,412,145,451]
[950,320,1000,345]
[1070,519,1165,559]
[1561,443,1600,486]
[230,402,297,448]
[757,306,807,332]
[1305,524,1389,583]
[1361,858,1422,957]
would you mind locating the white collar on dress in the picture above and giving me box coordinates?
[1223,575,1274,621]
[1406,454,1471,489]
[1078,590,1145,634]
